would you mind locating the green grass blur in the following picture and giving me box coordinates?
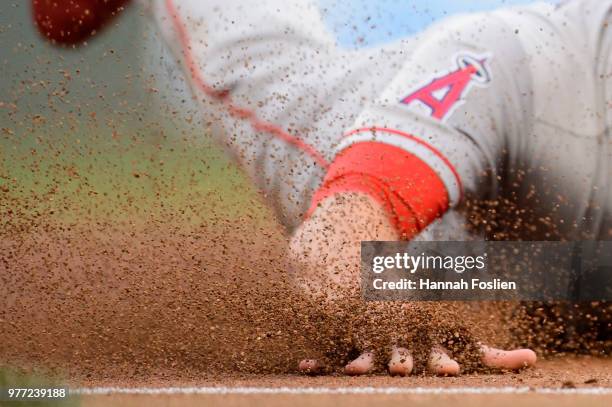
[0,3,270,231]
[0,126,266,228]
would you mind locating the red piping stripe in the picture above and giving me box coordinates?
[165,0,329,168]
[343,126,464,202]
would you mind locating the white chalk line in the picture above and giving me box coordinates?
[73,386,612,396]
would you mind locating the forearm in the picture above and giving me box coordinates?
[289,192,399,293]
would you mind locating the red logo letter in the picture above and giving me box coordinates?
[400,54,491,121]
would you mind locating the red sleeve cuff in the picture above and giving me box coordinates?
[307,141,449,240]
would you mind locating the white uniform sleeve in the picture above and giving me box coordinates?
[339,9,536,208]
[146,0,353,228]
[323,0,612,240]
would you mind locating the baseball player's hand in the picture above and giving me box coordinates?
[289,193,536,376]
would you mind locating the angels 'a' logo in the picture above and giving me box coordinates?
[400,53,492,122]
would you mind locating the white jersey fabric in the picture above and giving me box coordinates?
[146,0,612,240]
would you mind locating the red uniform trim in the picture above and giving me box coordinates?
[308,141,450,239]
[344,127,464,201]
[32,0,131,45]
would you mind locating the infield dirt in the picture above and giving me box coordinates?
[0,214,609,381]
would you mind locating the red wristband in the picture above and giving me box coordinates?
[308,141,449,239]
